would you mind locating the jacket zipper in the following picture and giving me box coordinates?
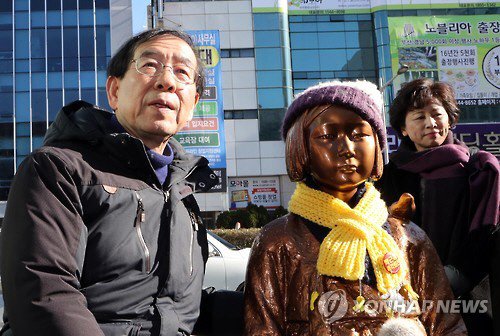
[166,165,198,276]
[135,193,151,273]
[189,211,198,276]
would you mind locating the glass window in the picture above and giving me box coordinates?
[258,108,284,141]
[15,92,30,122]
[348,31,373,48]
[293,79,321,91]
[240,49,254,57]
[256,71,284,88]
[98,88,110,110]
[345,22,359,31]
[344,15,358,22]
[64,72,79,89]
[0,74,13,89]
[80,27,95,57]
[289,22,317,32]
[31,73,46,90]
[0,1,12,11]
[63,10,77,26]
[319,49,347,71]
[303,15,317,23]
[290,33,318,49]
[47,0,61,10]
[15,30,29,59]
[96,9,110,25]
[0,92,13,118]
[47,11,62,26]
[346,49,375,70]
[253,13,280,30]
[289,16,302,22]
[258,88,285,109]
[81,71,95,88]
[96,26,110,57]
[221,49,230,58]
[48,58,63,72]
[48,89,63,119]
[95,0,110,9]
[31,12,46,27]
[16,137,31,156]
[47,28,62,58]
[15,12,29,29]
[15,60,29,72]
[0,30,12,55]
[81,88,96,104]
[15,73,29,91]
[255,48,283,70]
[64,57,79,71]
[97,56,107,71]
[357,14,371,20]
[230,49,240,58]
[15,0,29,10]
[81,57,95,71]
[63,28,78,58]
[63,0,78,10]
[293,72,307,79]
[32,136,44,150]
[31,29,46,59]
[291,50,319,72]
[80,0,95,9]
[317,22,344,32]
[0,60,12,73]
[97,70,107,87]
[48,72,62,89]
[65,89,79,105]
[318,32,345,48]
[79,9,94,25]
[32,90,47,122]
[359,22,372,31]
[255,31,281,47]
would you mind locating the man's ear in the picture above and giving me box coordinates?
[106,76,120,111]
[401,126,407,137]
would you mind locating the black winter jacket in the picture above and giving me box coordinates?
[0,101,217,336]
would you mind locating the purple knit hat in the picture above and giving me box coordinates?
[282,80,386,150]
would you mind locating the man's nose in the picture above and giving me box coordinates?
[155,66,177,92]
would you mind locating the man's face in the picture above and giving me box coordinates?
[307,105,376,198]
[107,35,200,149]
[402,99,450,152]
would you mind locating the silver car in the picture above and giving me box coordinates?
[204,231,250,291]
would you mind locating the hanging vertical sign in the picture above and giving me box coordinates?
[175,30,227,192]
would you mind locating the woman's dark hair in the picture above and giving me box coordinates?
[389,78,460,138]
[107,29,205,97]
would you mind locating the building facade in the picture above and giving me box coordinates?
[1,0,499,224]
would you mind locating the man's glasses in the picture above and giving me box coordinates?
[132,56,198,85]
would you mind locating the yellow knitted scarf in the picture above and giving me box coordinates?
[288,182,413,295]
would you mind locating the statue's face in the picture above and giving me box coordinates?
[307,105,376,201]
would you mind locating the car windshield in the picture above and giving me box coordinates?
[208,231,240,251]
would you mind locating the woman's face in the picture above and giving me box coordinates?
[307,105,376,202]
[402,99,450,151]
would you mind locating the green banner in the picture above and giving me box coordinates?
[193,101,218,117]
[388,15,500,106]
[174,133,220,147]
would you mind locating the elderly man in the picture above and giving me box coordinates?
[0,29,217,336]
